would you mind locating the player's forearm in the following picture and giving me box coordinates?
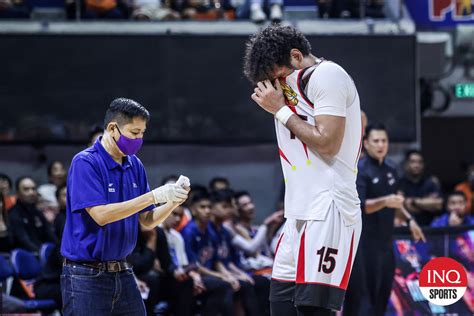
[86,192,155,226]
[216,262,233,278]
[285,115,341,158]
[364,196,388,214]
[139,202,181,228]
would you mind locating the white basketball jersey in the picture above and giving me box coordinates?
[276,61,362,225]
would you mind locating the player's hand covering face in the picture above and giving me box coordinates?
[251,79,286,115]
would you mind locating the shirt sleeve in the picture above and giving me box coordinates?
[307,63,351,118]
[69,156,108,212]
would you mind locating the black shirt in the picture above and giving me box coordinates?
[399,176,442,226]
[357,155,399,247]
[8,201,57,252]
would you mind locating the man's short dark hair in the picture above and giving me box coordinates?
[209,177,230,191]
[364,123,387,140]
[404,149,423,162]
[234,191,250,201]
[211,189,234,204]
[0,173,12,190]
[189,189,210,206]
[448,190,467,201]
[243,25,312,84]
[15,176,35,192]
[161,175,178,185]
[103,98,150,129]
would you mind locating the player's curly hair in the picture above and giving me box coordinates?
[243,25,311,84]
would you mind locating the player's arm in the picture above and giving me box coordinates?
[285,114,345,158]
[251,63,349,159]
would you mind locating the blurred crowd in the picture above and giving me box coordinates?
[0,0,387,23]
[1,124,473,314]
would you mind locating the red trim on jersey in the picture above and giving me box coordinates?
[295,280,346,289]
[355,127,364,168]
[297,69,314,108]
[296,228,306,283]
[279,148,292,166]
[302,143,309,159]
[274,232,285,257]
[271,277,295,283]
[339,231,355,290]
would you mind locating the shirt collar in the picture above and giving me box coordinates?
[367,154,385,166]
[94,137,131,171]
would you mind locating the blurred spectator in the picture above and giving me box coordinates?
[181,0,235,20]
[316,0,384,18]
[236,0,282,23]
[38,161,67,210]
[34,244,63,306]
[0,173,16,210]
[181,190,235,315]
[132,0,180,20]
[0,0,29,19]
[128,225,161,314]
[54,185,67,240]
[431,191,474,227]
[88,125,103,147]
[455,162,474,214]
[1,294,27,313]
[0,192,11,252]
[8,177,57,252]
[399,150,443,226]
[209,189,260,316]
[82,0,131,19]
[209,176,230,191]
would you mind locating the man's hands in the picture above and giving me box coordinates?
[152,175,191,204]
[409,219,426,242]
[385,194,405,209]
[251,79,286,115]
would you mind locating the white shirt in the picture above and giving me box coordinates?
[164,228,189,267]
[275,61,362,225]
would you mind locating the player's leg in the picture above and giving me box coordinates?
[201,275,234,316]
[270,219,298,316]
[294,204,362,313]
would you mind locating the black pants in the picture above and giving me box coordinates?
[344,245,395,316]
[200,275,234,316]
[238,280,260,316]
[254,275,271,315]
[139,272,194,316]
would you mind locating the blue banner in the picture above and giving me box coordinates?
[406,0,474,28]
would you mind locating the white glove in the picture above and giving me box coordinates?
[175,175,191,188]
[152,184,188,204]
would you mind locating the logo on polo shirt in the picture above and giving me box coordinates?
[133,182,138,188]
[108,183,115,193]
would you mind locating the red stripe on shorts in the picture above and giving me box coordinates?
[296,228,306,283]
[274,232,285,257]
[339,231,355,290]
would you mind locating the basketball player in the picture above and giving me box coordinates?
[243,25,363,316]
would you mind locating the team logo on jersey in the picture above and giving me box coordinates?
[279,79,298,106]
[429,0,473,21]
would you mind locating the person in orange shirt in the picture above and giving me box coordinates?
[455,162,474,214]
[0,173,16,210]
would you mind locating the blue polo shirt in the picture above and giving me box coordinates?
[181,220,217,270]
[208,222,240,267]
[61,138,155,261]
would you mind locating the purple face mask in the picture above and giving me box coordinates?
[113,125,143,156]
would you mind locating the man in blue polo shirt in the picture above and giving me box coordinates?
[61,98,190,316]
